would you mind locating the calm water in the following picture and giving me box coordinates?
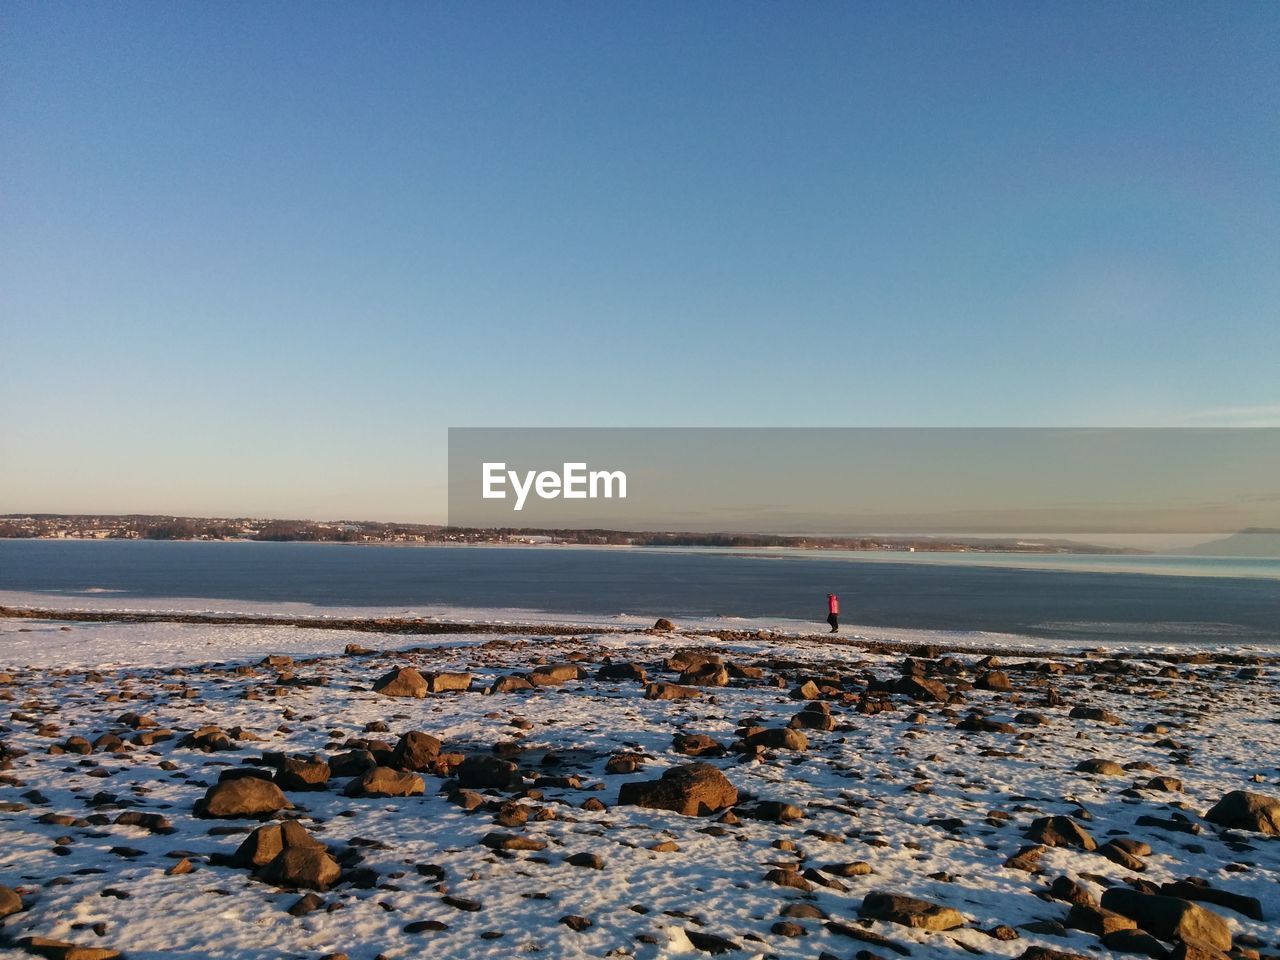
[1,539,1278,645]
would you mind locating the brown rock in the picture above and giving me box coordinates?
[0,885,23,918]
[372,667,428,698]
[456,755,523,791]
[196,775,291,819]
[1100,888,1232,951]
[644,682,701,700]
[16,938,122,960]
[1203,790,1280,835]
[617,762,737,816]
[858,890,965,930]
[425,672,472,693]
[390,731,442,771]
[343,766,425,798]
[1026,815,1096,851]
[275,757,330,791]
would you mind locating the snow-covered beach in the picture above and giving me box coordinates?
[1,603,1278,960]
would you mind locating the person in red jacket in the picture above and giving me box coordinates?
[826,593,840,633]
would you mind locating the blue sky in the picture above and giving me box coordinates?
[2,2,1278,521]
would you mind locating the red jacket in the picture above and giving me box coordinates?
[827,595,839,615]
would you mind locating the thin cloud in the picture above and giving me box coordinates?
[1182,404,1280,427]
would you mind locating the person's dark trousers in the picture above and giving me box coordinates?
[827,614,838,633]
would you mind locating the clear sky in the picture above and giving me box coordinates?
[2,2,1278,522]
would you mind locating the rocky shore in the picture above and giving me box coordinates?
[1,617,1277,959]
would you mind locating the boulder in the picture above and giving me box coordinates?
[596,662,647,682]
[528,664,582,686]
[743,728,808,751]
[343,766,425,798]
[390,731,442,771]
[653,618,676,631]
[617,762,737,816]
[858,891,964,930]
[196,775,292,819]
[1203,790,1280,835]
[680,663,730,687]
[0,885,23,918]
[644,682,701,700]
[673,733,726,757]
[1100,888,1232,951]
[1026,815,1096,851]
[896,676,948,702]
[232,823,286,868]
[372,667,428,698]
[15,937,122,960]
[255,822,340,891]
[456,755,523,792]
[275,757,330,791]
[1076,758,1125,776]
[425,671,472,693]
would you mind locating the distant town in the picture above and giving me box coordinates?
[0,514,1137,554]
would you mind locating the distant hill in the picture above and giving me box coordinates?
[1183,529,1280,557]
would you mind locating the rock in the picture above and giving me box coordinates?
[1065,903,1137,936]
[481,832,546,851]
[329,749,377,777]
[528,664,582,686]
[1100,839,1147,871]
[617,762,737,816]
[1102,929,1170,958]
[1049,876,1096,907]
[1026,815,1096,851]
[672,733,725,757]
[232,823,286,867]
[372,667,429,698]
[390,731,442,771]
[288,892,324,916]
[0,885,23,918]
[561,914,592,931]
[821,861,871,877]
[597,662,647,682]
[1160,879,1264,922]
[684,929,741,953]
[15,937,122,960]
[258,844,341,891]
[743,727,808,751]
[195,775,292,818]
[956,714,1016,734]
[653,618,676,631]
[1016,949,1089,960]
[1076,758,1125,776]
[1203,790,1280,835]
[977,670,1012,690]
[1070,705,1122,724]
[343,642,373,655]
[791,680,821,700]
[1147,776,1184,792]
[565,851,605,869]
[492,675,534,693]
[456,755,523,792]
[343,766,425,798]
[425,671,472,693]
[275,757,330,791]
[739,800,804,823]
[858,890,965,930]
[896,676,948,702]
[680,663,730,687]
[112,811,174,834]
[644,682,701,700]
[243,821,339,891]
[1100,888,1232,951]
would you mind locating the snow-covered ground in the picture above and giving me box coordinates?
[1,612,1278,960]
